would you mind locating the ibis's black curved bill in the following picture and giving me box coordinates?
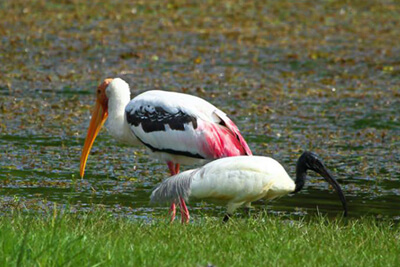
[318,167,348,216]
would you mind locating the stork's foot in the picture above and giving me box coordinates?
[179,197,190,224]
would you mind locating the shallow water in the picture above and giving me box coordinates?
[1,89,399,221]
[0,1,399,221]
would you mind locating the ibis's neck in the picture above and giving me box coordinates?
[106,94,139,145]
[294,167,306,193]
[294,157,308,193]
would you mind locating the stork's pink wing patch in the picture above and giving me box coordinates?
[216,112,253,156]
[198,111,252,159]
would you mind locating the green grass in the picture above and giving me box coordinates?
[1,209,399,266]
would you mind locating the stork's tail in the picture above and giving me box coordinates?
[150,169,197,204]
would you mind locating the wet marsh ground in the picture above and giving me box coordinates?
[1,0,400,222]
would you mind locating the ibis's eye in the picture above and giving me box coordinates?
[97,90,101,94]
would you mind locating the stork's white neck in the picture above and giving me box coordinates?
[105,78,139,145]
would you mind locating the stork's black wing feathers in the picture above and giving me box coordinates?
[126,106,198,133]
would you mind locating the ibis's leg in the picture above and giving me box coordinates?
[223,214,232,223]
[224,203,241,223]
[244,202,252,217]
[167,161,177,222]
[175,163,180,174]
[179,197,190,224]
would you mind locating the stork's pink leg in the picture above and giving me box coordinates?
[179,196,190,224]
[167,161,177,222]
[175,163,180,174]
[169,202,176,223]
[175,163,190,223]
[166,162,190,224]
[167,162,176,175]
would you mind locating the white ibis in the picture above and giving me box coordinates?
[151,151,348,222]
[80,78,252,223]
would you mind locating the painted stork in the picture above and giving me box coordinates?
[80,78,252,223]
[151,151,348,222]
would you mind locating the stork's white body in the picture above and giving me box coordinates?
[103,78,251,166]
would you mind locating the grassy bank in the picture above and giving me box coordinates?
[1,210,399,266]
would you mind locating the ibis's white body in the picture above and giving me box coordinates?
[151,156,296,214]
[103,78,251,166]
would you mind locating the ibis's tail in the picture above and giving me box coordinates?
[150,169,198,204]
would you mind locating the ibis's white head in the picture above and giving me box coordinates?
[80,78,131,178]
